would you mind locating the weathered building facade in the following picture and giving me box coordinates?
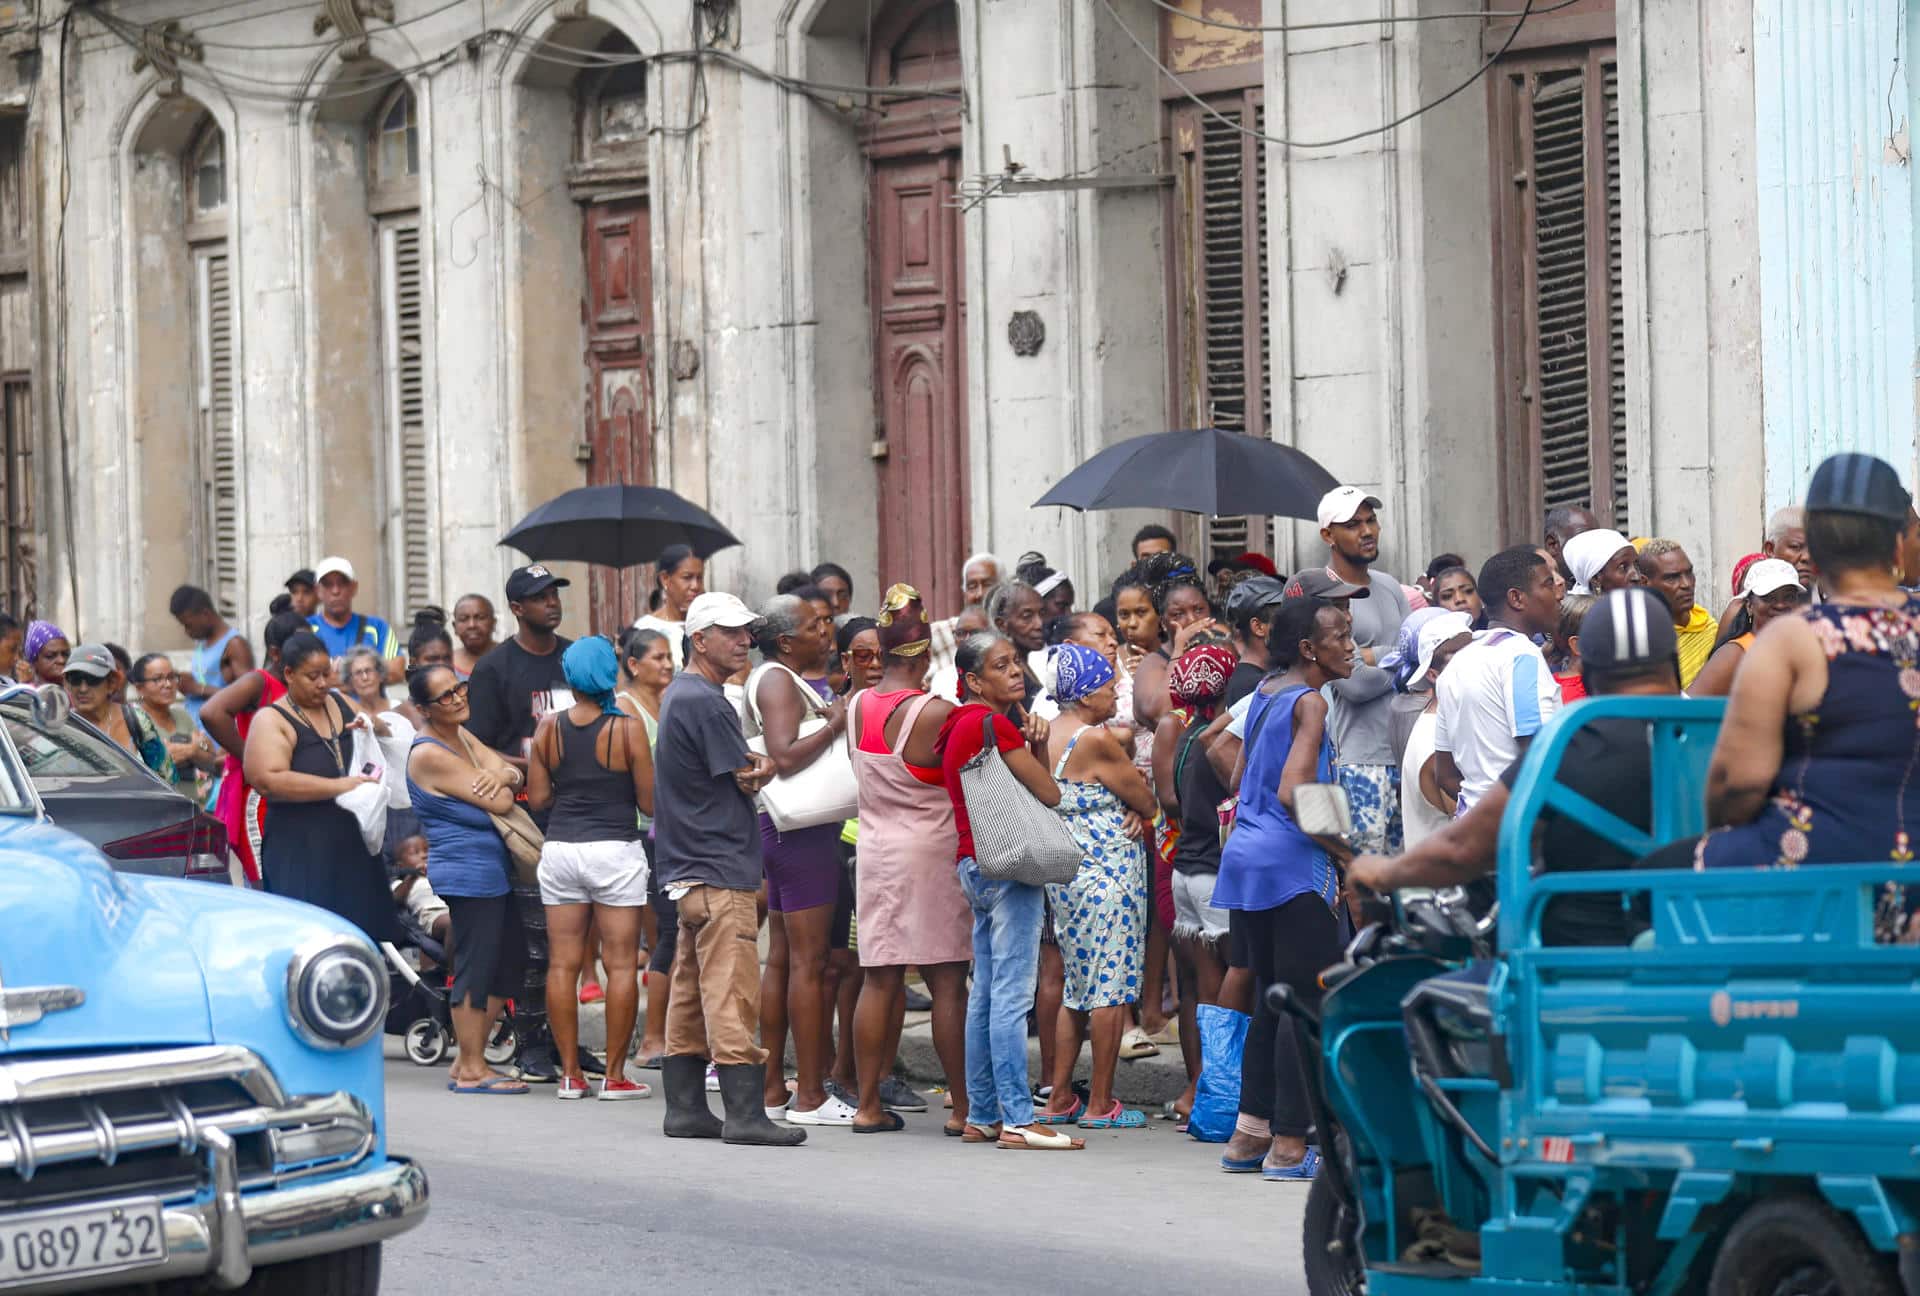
[0,0,1890,653]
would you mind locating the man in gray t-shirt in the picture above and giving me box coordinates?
[654,592,802,1147]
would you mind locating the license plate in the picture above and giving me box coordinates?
[0,1200,166,1288]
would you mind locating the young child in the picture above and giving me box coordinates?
[389,833,451,946]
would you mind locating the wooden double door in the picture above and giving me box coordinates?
[582,197,653,633]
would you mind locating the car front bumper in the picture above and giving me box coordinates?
[18,1148,428,1293]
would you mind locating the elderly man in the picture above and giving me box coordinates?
[928,552,1002,687]
[1636,539,1717,689]
[306,556,403,683]
[1763,506,1815,590]
[656,592,796,1147]
[1543,505,1600,585]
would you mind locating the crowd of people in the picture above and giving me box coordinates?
[12,449,1920,1169]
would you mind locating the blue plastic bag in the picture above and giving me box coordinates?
[1187,1003,1249,1143]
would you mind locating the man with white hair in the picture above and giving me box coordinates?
[927,552,1002,693]
[1763,506,1815,591]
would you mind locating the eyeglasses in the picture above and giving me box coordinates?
[62,673,105,689]
[141,671,178,686]
[849,647,882,664]
[427,681,470,706]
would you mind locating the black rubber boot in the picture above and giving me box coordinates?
[661,1055,723,1140]
[717,1063,807,1147]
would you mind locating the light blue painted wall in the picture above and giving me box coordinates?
[1753,0,1915,511]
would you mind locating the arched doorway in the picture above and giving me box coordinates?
[864,0,967,615]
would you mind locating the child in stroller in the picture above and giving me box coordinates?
[383,833,516,1067]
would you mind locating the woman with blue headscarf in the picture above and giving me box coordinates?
[1033,643,1162,1131]
[524,635,656,1101]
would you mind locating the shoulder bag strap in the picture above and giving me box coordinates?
[1174,721,1205,793]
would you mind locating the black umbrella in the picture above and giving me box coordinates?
[1032,428,1338,521]
[500,485,740,567]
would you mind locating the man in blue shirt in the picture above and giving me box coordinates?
[306,555,402,682]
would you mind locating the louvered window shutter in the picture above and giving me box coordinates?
[1176,94,1269,560]
[380,219,432,620]
[193,245,240,618]
[1499,49,1628,535]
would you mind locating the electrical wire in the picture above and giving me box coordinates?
[1094,0,1538,151]
[1140,0,1583,36]
[184,0,476,51]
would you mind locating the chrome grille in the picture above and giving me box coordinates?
[0,1046,370,1211]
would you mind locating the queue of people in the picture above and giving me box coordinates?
[15,450,1919,1172]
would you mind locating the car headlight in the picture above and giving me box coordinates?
[285,938,387,1049]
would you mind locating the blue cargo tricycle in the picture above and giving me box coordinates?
[1294,696,1920,1295]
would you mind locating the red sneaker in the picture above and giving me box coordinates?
[598,1077,652,1102]
[557,1075,591,1101]
[578,982,605,1005]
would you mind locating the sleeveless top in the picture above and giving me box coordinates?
[1699,594,1920,873]
[1213,684,1339,913]
[407,735,511,898]
[856,688,943,784]
[544,712,643,844]
[187,627,239,722]
[851,689,957,852]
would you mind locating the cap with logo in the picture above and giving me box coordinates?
[1283,569,1371,602]
[505,564,571,602]
[1804,452,1911,524]
[684,591,762,636]
[1225,575,1289,627]
[1739,558,1805,599]
[313,556,356,584]
[1317,485,1384,530]
[1579,587,1680,674]
[65,644,117,680]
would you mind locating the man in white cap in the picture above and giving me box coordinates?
[654,592,798,1147]
[1317,486,1411,662]
[306,556,403,683]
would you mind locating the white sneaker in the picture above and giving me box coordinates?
[788,1094,859,1126]
[705,1063,720,1093]
[765,1103,790,1122]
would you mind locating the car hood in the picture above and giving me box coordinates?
[0,821,215,1054]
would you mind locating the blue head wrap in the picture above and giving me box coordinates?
[562,636,623,716]
[1051,642,1116,704]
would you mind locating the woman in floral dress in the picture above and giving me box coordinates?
[1033,644,1161,1130]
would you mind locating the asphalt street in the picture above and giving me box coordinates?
[378,1049,1310,1295]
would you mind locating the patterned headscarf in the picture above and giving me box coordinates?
[1168,643,1236,716]
[876,583,931,657]
[24,621,66,665]
[1050,642,1115,704]
[561,636,623,716]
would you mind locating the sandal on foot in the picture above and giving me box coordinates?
[1078,1100,1148,1130]
[851,1112,907,1133]
[943,1121,968,1137]
[1261,1147,1321,1180]
[961,1123,1003,1144]
[1118,1027,1160,1060]
[1032,1096,1085,1125]
[998,1125,1085,1150]
[1221,1151,1266,1172]
[449,1075,529,1095]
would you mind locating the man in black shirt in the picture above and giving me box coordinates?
[1350,588,1681,947]
[465,564,575,1081]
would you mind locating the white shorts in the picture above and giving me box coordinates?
[1170,869,1231,943]
[537,839,651,908]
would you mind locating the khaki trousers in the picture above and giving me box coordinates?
[663,883,766,1066]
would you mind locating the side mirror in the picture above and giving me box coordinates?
[1293,783,1354,840]
[31,683,69,730]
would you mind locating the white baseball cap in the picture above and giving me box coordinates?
[1740,557,1805,598]
[314,555,357,583]
[684,591,761,636]
[1317,486,1384,529]
[1412,611,1473,688]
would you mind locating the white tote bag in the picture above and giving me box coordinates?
[334,725,390,854]
[744,661,860,832]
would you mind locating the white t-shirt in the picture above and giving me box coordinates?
[1433,628,1559,813]
[1399,710,1451,848]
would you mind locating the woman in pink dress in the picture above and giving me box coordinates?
[847,585,973,1135]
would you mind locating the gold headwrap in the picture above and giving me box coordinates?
[876,583,928,627]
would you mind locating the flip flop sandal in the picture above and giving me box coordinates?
[1032,1097,1085,1125]
[1220,1152,1266,1173]
[943,1121,968,1137]
[448,1075,529,1095]
[1261,1147,1321,1181]
[1078,1101,1148,1130]
[851,1112,907,1133]
[961,1123,1003,1144]
[998,1126,1086,1150]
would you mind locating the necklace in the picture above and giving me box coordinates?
[283,696,346,776]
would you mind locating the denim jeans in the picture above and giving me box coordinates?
[955,857,1045,1128]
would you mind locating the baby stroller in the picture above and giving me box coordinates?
[381,908,517,1067]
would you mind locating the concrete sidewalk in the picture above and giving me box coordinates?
[576,1000,1191,1107]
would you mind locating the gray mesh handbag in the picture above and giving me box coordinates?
[958,711,1084,886]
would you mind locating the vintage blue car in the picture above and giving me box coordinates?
[1300,697,1920,1295]
[0,686,427,1292]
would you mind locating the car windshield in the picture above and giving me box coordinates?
[0,697,140,788]
[0,701,43,814]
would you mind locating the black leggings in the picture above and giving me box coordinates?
[1237,893,1344,1138]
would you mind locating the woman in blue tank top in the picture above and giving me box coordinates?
[1215,596,1355,1182]
[406,663,530,1095]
